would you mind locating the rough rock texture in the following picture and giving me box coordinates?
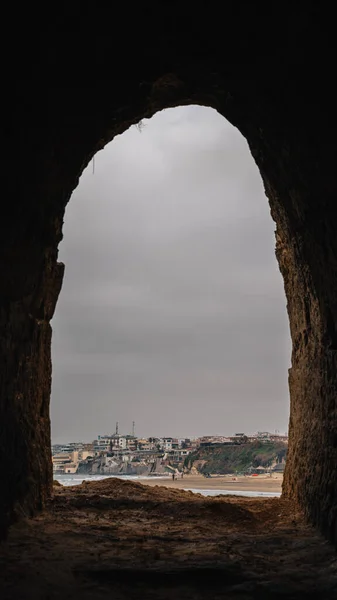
[1,479,336,599]
[1,5,337,547]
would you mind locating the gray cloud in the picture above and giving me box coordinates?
[51,106,291,443]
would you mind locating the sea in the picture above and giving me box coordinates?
[55,474,281,498]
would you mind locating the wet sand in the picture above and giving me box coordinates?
[141,473,283,493]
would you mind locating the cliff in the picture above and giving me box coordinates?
[186,441,287,475]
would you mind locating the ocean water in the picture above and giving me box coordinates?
[55,474,281,498]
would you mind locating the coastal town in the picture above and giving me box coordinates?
[52,425,288,478]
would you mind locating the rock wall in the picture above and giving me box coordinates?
[1,6,336,544]
[0,256,64,537]
[261,134,337,544]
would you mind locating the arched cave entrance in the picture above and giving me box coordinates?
[51,105,290,446]
[1,6,336,548]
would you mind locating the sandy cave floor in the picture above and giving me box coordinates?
[0,478,336,600]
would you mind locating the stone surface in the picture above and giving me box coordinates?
[1,5,337,548]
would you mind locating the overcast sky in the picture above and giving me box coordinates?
[51,106,291,444]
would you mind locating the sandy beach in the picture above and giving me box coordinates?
[140,473,283,494]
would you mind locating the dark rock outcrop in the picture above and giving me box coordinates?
[1,5,336,546]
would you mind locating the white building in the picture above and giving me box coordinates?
[160,437,173,451]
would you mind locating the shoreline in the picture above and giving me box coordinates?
[139,473,283,494]
[56,472,283,495]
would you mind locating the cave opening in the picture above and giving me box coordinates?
[51,106,290,462]
[2,10,337,594]
[1,74,336,552]
[3,100,337,597]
